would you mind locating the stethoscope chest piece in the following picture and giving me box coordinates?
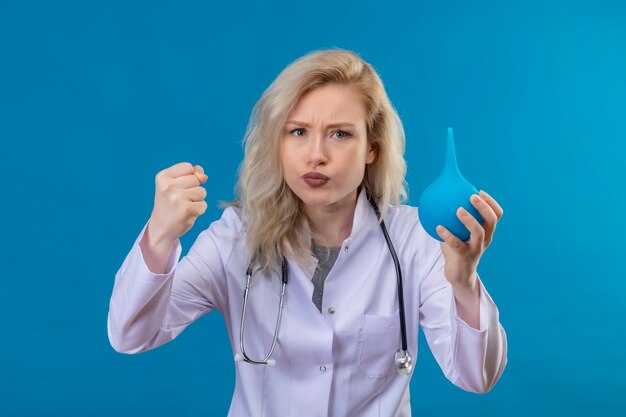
[394,348,413,376]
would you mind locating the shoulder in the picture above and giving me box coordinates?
[194,206,245,253]
[205,205,244,238]
[385,202,420,237]
[384,202,439,259]
[189,206,246,269]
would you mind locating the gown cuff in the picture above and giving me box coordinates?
[125,220,183,282]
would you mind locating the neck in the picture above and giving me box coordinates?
[304,189,358,247]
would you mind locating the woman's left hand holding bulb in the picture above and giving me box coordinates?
[435,190,504,327]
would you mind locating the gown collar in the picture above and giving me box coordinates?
[300,186,379,258]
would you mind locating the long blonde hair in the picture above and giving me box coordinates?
[221,48,408,273]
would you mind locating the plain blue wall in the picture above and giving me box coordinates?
[1,0,625,415]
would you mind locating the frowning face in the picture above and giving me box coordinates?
[279,83,376,213]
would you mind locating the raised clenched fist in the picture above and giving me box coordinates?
[147,162,208,245]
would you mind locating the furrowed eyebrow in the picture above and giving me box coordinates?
[286,120,356,129]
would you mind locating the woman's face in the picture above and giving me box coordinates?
[279,83,376,212]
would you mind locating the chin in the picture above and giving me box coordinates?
[289,185,329,204]
[295,186,357,209]
[295,191,334,207]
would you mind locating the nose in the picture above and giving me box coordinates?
[307,133,328,167]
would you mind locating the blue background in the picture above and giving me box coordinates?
[1,0,625,415]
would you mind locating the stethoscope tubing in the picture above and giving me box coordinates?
[238,256,289,365]
[366,193,409,352]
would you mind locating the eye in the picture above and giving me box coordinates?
[332,130,353,140]
[290,128,306,137]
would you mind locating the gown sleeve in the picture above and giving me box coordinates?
[106,207,240,354]
[418,243,508,393]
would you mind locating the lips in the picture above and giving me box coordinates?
[302,172,329,187]
[303,172,330,180]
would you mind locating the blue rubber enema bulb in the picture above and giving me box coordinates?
[418,127,484,242]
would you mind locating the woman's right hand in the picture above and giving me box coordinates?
[148,162,209,246]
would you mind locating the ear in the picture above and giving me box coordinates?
[366,142,378,164]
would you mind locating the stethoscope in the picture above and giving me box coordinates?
[234,190,413,377]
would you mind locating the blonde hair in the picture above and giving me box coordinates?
[220,48,408,273]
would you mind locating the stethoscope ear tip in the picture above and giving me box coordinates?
[234,353,244,362]
[267,359,276,367]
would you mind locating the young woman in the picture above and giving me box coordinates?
[108,48,507,416]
